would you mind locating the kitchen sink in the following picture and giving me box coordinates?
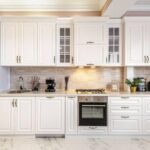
[7,90,31,94]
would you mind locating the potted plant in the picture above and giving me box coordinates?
[125,78,142,93]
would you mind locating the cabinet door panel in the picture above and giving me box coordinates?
[75,45,103,66]
[66,97,78,135]
[143,116,150,134]
[125,24,143,65]
[0,98,14,134]
[38,23,55,66]
[19,22,37,65]
[75,23,106,44]
[143,98,150,115]
[36,97,65,134]
[1,22,18,65]
[15,97,35,134]
[110,116,141,134]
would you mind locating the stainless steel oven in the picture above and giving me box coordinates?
[78,96,107,126]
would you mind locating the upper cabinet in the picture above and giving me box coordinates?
[125,17,150,66]
[38,22,56,66]
[1,17,56,66]
[74,17,108,66]
[104,19,122,66]
[56,19,74,66]
[1,19,38,66]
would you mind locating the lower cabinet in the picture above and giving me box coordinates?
[36,97,65,134]
[0,97,35,135]
[109,116,141,134]
[66,96,78,135]
[142,116,150,134]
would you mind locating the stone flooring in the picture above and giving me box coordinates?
[0,136,150,150]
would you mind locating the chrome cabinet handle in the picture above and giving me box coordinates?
[121,96,129,99]
[12,99,15,107]
[15,99,17,107]
[86,64,94,66]
[106,57,107,63]
[72,57,74,64]
[89,126,97,129]
[46,96,55,99]
[19,56,21,63]
[121,106,129,109]
[86,41,94,44]
[54,56,56,63]
[16,56,18,63]
[147,56,149,63]
[121,116,129,119]
[67,96,76,99]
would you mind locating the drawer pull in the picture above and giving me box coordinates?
[121,96,129,99]
[121,106,129,109]
[89,126,97,129]
[46,97,55,99]
[121,116,129,119]
[67,96,76,99]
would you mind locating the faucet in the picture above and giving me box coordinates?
[18,76,24,91]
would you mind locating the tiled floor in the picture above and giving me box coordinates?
[0,136,150,150]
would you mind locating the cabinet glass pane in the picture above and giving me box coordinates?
[66,28,70,36]
[107,27,120,64]
[60,28,65,36]
[59,27,71,64]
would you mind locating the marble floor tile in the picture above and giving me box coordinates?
[0,136,150,150]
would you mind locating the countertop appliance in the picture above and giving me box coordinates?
[45,78,56,92]
[76,89,105,94]
[78,96,107,126]
[137,77,146,92]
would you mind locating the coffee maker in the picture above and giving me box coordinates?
[45,78,56,92]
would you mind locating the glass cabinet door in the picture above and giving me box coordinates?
[57,25,73,65]
[106,24,121,65]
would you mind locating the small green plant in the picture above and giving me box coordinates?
[125,78,142,87]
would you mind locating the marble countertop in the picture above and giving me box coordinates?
[0,90,150,97]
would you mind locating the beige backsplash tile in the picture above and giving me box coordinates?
[10,67,124,91]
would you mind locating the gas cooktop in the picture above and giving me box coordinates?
[76,89,105,94]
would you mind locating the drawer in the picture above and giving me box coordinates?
[143,98,150,115]
[109,115,141,134]
[109,97,141,106]
[78,126,108,135]
[110,105,141,116]
[142,116,150,134]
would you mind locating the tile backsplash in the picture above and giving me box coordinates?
[10,67,124,91]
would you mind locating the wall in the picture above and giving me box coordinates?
[10,67,124,91]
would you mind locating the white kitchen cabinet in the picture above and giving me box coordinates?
[74,17,108,66]
[15,97,35,134]
[75,45,104,66]
[142,116,150,134]
[57,22,74,66]
[110,115,141,134]
[0,97,35,135]
[75,22,106,45]
[104,19,122,66]
[66,96,78,135]
[19,22,37,65]
[36,97,65,134]
[142,98,150,115]
[0,98,14,134]
[38,22,55,66]
[125,17,150,66]
[1,20,37,66]
[1,22,18,65]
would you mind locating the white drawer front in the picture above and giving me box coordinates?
[109,97,141,106]
[78,126,108,135]
[143,98,150,115]
[109,115,141,134]
[110,105,141,116]
[142,116,150,134]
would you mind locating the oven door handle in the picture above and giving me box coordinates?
[82,105,106,107]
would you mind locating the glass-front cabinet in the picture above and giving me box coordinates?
[104,20,122,66]
[57,23,73,66]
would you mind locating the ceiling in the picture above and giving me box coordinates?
[0,0,107,11]
[129,0,150,11]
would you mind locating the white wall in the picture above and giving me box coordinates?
[0,67,10,91]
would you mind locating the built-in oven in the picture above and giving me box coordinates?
[78,96,107,126]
